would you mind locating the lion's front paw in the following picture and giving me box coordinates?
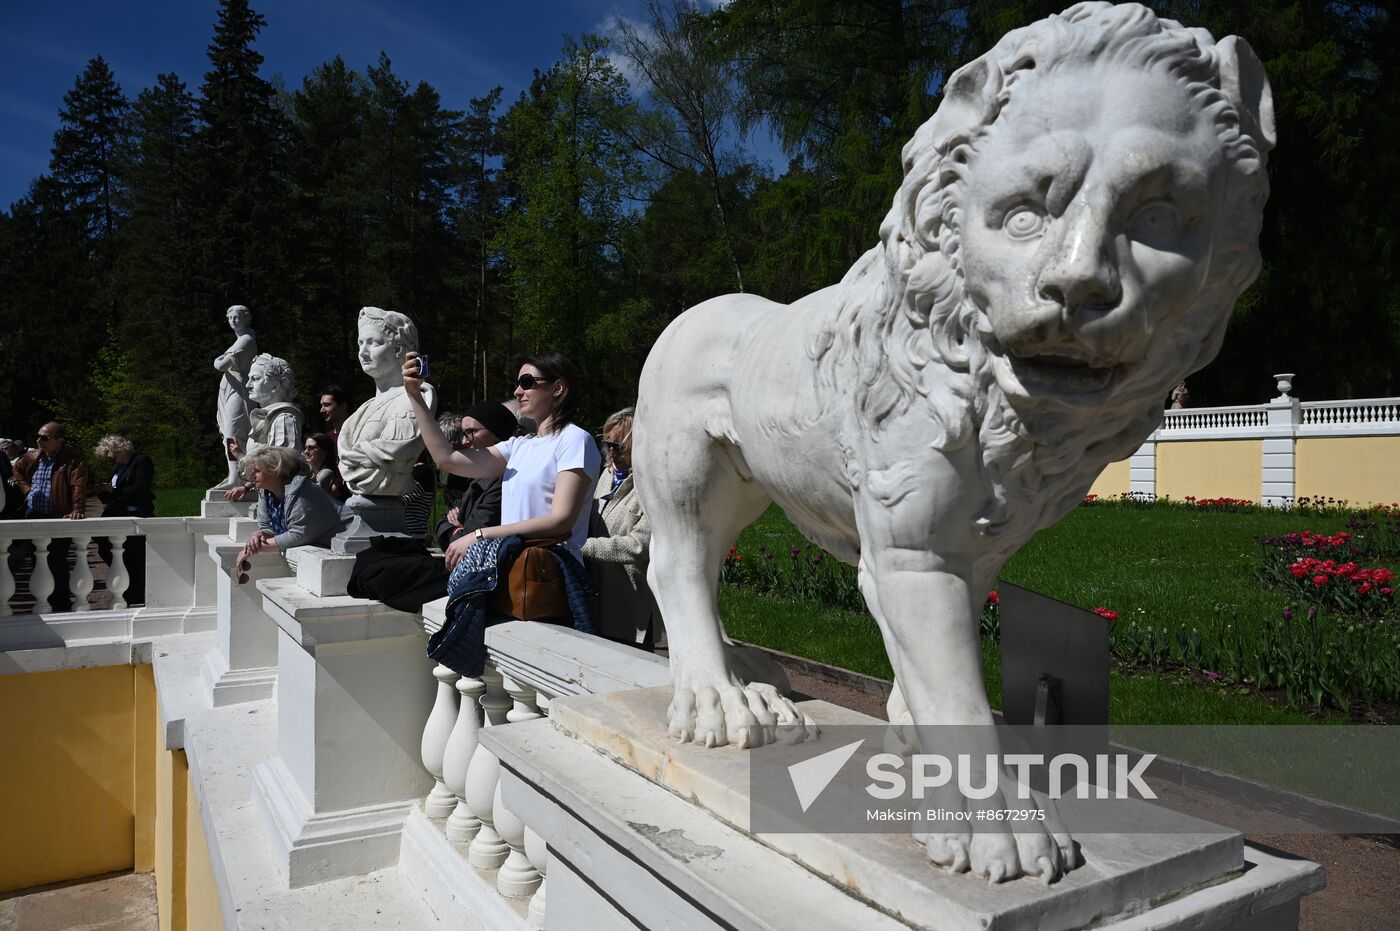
[667,682,817,749]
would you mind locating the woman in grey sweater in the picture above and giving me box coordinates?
[238,446,345,564]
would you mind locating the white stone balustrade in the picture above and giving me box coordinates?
[1160,404,1269,433]
[402,617,673,929]
[495,673,543,899]
[0,516,219,647]
[465,664,512,870]
[1299,397,1400,431]
[421,664,461,819]
[0,518,138,618]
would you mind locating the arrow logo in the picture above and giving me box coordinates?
[787,739,865,812]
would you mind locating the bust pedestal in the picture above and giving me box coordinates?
[200,518,288,705]
[333,494,409,554]
[250,570,435,887]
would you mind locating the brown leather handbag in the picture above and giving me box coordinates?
[489,538,570,622]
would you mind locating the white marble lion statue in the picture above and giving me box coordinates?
[634,1,1274,883]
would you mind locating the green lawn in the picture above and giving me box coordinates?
[720,586,1320,725]
[155,485,207,517]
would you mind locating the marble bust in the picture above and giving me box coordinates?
[633,1,1273,883]
[213,304,258,486]
[245,354,303,456]
[337,306,436,498]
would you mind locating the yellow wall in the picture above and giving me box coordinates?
[1,662,224,928]
[184,766,224,931]
[156,745,187,931]
[1088,458,1131,498]
[134,664,157,873]
[1296,437,1400,507]
[0,664,138,892]
[1157,440,1261,502]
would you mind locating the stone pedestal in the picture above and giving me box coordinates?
[250,576,436,888]
[201,487,256,519]
[333,494,408,554]
[484,689,1323,931]
[200,525,292,706]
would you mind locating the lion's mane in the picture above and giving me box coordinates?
[811,1,1273,535]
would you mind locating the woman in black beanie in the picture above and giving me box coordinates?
[433,400,519,549]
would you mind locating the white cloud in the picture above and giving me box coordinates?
[596,13,656,93]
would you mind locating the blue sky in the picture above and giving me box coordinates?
[0,0,770,210]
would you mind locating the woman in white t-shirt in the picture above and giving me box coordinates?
[403,351,601,569]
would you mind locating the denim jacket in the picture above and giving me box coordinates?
[427,535,595,677]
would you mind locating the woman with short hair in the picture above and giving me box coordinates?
[582,407,660,649]
[237,445,344,563]
[95,434,155,604]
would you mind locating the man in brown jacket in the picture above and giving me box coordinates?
[11,422,89,611]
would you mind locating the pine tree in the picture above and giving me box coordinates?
[108,73,213,482]
[195,0,287,342]
[286,56,374,395]
[454,88,505,403]
[50,55,130,252]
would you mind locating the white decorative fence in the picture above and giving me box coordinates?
[1119,375,1400,506]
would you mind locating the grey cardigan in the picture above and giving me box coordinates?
[258,473,345,551]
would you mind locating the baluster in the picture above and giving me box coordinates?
[446,673,486,842]
[495,674,543,897]
[29,537,55,612]
[0,539,14,617]
[69,534,94,612]
[107,534,130,609]
[421,664,461,818]
[525,827,549,930]
[465,664,511,869]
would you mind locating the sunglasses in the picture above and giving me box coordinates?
[602,441,624,453]
[237,557,252,585]
[36,434,55,441]
[516,374,556,391]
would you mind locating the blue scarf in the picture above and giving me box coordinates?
[603,467,630,502]
[264,491,289,535]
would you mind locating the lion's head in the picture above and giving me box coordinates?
[815,1,1275,531]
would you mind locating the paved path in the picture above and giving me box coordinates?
[0,871,156,931]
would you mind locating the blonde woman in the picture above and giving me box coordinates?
[95,434,155,603]
[237,446,344,566]
[582,407,659,648]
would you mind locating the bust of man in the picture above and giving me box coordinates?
[246,353,303,455]
[337,306,436,497]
